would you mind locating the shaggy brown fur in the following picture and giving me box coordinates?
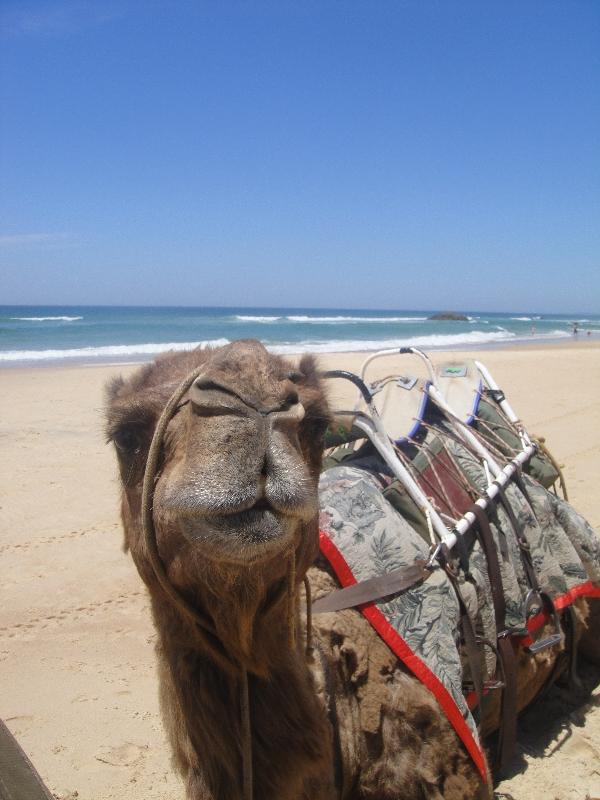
[105,340,583,800]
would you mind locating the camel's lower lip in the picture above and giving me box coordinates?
[180,507,294,556]
[208,507,283,537]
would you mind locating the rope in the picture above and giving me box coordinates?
[471,413,521,459]
[240,670,253,800]
[141,364,217,633]
[303,576,314,656]
[533,436,569,500]
[288,547,297,648]
[399,428,477,518]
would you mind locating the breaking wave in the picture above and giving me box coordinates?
[270,329,520,354]
[235,314,428,324]
[235,315,283,322]
[0,327,577,365]
[286,315,428,323]
[0,339,231,363]
[10,315,83,322]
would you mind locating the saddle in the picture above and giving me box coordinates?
[316,357,600,777]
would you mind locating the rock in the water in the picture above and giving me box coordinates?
[428,312,469,321]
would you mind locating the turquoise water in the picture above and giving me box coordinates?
[1,305,598,366]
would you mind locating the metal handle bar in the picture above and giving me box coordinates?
[321,369,373,405]
[359,347,439,387]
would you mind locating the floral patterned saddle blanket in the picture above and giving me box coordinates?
[317,452,600,778]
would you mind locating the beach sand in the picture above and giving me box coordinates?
[1,341,599,800]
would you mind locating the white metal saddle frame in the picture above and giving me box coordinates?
[325,346,537,554]
[323,347,563,652]
[359,347,532,450]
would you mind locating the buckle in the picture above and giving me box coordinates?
[523,590,564,654]
[426,542,445,570]
[463,677,505,693]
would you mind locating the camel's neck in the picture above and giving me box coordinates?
[159,538,317,675]
[153,597,334,800]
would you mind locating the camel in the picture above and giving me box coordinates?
[105,340,598,800]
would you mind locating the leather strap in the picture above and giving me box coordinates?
[496,635,518,771]
[312,561,431,613]
[469,505,507,633]
[443,564,485,718]
[494,482,540,592]
[560,604,581,691]
[469,504,518,773]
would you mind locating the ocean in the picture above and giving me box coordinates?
[1,305,598,367]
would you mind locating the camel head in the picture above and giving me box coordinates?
[105,340,330,671]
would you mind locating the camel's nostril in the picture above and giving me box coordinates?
[285,389,300,408]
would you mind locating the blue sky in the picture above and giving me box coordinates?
[1,1,599,312]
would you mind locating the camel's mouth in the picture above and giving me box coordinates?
[179,499,298,562]
[250,497,272,512]
[208,499,284,538]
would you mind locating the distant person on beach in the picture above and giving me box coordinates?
[572,322,579,335]
[531,325,536,335]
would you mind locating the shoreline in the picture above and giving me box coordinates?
[1,332,598,371]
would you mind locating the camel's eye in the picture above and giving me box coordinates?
[112,425,144,455]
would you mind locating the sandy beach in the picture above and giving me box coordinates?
[1,341,599,800]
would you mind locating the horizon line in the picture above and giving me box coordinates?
[1,302,597,316]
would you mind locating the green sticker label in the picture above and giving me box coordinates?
[440,365,467,378]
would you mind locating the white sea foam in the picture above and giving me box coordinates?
[235,315,283,322]
[10,315,83,322]
[285,315,428,324]
[269,329,520,354]
[0,339,230,362]
[236,314,427,324]
[1,327,578,364]
[510,315,546,321]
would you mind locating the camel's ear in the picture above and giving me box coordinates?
[297,354,320,386]
[105,375,125,404]
[297,354,331,475]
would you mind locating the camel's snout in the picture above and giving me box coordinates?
[189,374,303,424]
[154,383,316,562]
